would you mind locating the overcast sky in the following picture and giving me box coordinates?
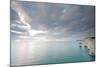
[10,0,95,41]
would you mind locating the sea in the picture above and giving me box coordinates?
[11,40,95,66]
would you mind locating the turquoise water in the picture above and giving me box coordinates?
[11,40,95,66]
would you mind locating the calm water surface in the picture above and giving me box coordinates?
[11,40,95,66]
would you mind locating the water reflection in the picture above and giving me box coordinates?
[11,40,95,66]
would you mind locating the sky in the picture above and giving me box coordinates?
[10,0,95,41]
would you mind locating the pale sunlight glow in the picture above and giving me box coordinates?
[34,36,49,41]
[28,29,48,36]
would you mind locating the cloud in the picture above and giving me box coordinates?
[28,29,48,36]
[11,1,95,41]
[11,30,25,35]
[11,0,32,30]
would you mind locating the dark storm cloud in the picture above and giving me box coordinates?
[11,1,95,40]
